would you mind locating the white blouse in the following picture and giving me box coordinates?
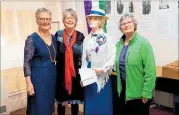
[81,29,116,92]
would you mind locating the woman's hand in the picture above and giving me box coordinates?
[80,81,83,87]
[26,82,35,96]
[25,76,35,96]
[93,69,104,74]
[142,97,148,104]
[62,101,68,106]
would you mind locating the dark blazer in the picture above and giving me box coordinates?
[55,30,85,102]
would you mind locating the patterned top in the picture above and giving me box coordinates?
[55,30,84,102]
[24,36,35,77]
[23,33,56,77]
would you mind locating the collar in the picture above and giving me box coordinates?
[121,31,138,45]
[90,29,104,37]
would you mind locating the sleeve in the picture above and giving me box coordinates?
[55,32,59,60]
[79,33,85,55]
[102,36,116,73]
[81,38,88,68]
[79,32,85,42]
[81,33,85,41]
[55,31,68,101]
[76,32,85,82]
[55,30,63,63]
[74,32,85,57]
[55,31,58,41]
[23,36,35,77]
[141,40,156,99]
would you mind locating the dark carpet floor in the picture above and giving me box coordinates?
[10,106,172,115]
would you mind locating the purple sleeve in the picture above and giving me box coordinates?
[23,36,35,77]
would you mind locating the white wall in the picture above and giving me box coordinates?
[1,2,61,70]
[1,2,46,10]
[1,2,61,112]
[140,1,178,66]
[106,1,178,66]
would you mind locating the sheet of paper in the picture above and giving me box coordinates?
[79,68,97,80]
[82,77,97,86]
[79,68,97,86]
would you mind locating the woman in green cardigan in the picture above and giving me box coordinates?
[115,13,156,115]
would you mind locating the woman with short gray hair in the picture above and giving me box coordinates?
[62,8,78,27]
[24,7,56,115]
[115,13,156,115]
[119,13,138,31]
[35,7,52,20]
[55,8,84,115]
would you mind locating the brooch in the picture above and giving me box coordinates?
[95,34,107,53]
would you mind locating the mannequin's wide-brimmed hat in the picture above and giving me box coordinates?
[87,8,108,20]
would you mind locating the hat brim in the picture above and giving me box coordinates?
[86,14,108,20]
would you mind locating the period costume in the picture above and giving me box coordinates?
[82,29,116,115]
[24,32,56,115]
[55,29,84,113]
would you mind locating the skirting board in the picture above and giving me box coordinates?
[7,89,27,113]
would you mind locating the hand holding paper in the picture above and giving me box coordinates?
[93,68,104,74]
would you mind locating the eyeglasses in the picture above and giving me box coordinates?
[120,20,133,27]
[65,17,75,20]
[38,18,52,22]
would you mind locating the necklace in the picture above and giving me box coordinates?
[38,30,56,64]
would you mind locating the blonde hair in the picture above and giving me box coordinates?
[87,16,107,28]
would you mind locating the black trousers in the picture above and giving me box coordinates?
[57,104,79,115]
[118,80,152,115]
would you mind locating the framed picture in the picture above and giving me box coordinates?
[115,0,127,17]
[128,0,134,13]
[106,0,112,15]
[142,0,151,15]
[159,0,169,10]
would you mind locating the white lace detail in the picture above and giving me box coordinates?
[96,72,110,92]
[82,30,116,92]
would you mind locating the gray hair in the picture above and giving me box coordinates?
[62,8,78,27]
[35,7,52,19]
[119,13,138,31]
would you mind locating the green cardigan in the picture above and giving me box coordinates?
[115,31,156,101]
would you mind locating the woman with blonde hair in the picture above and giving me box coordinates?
[81,7,116,115]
